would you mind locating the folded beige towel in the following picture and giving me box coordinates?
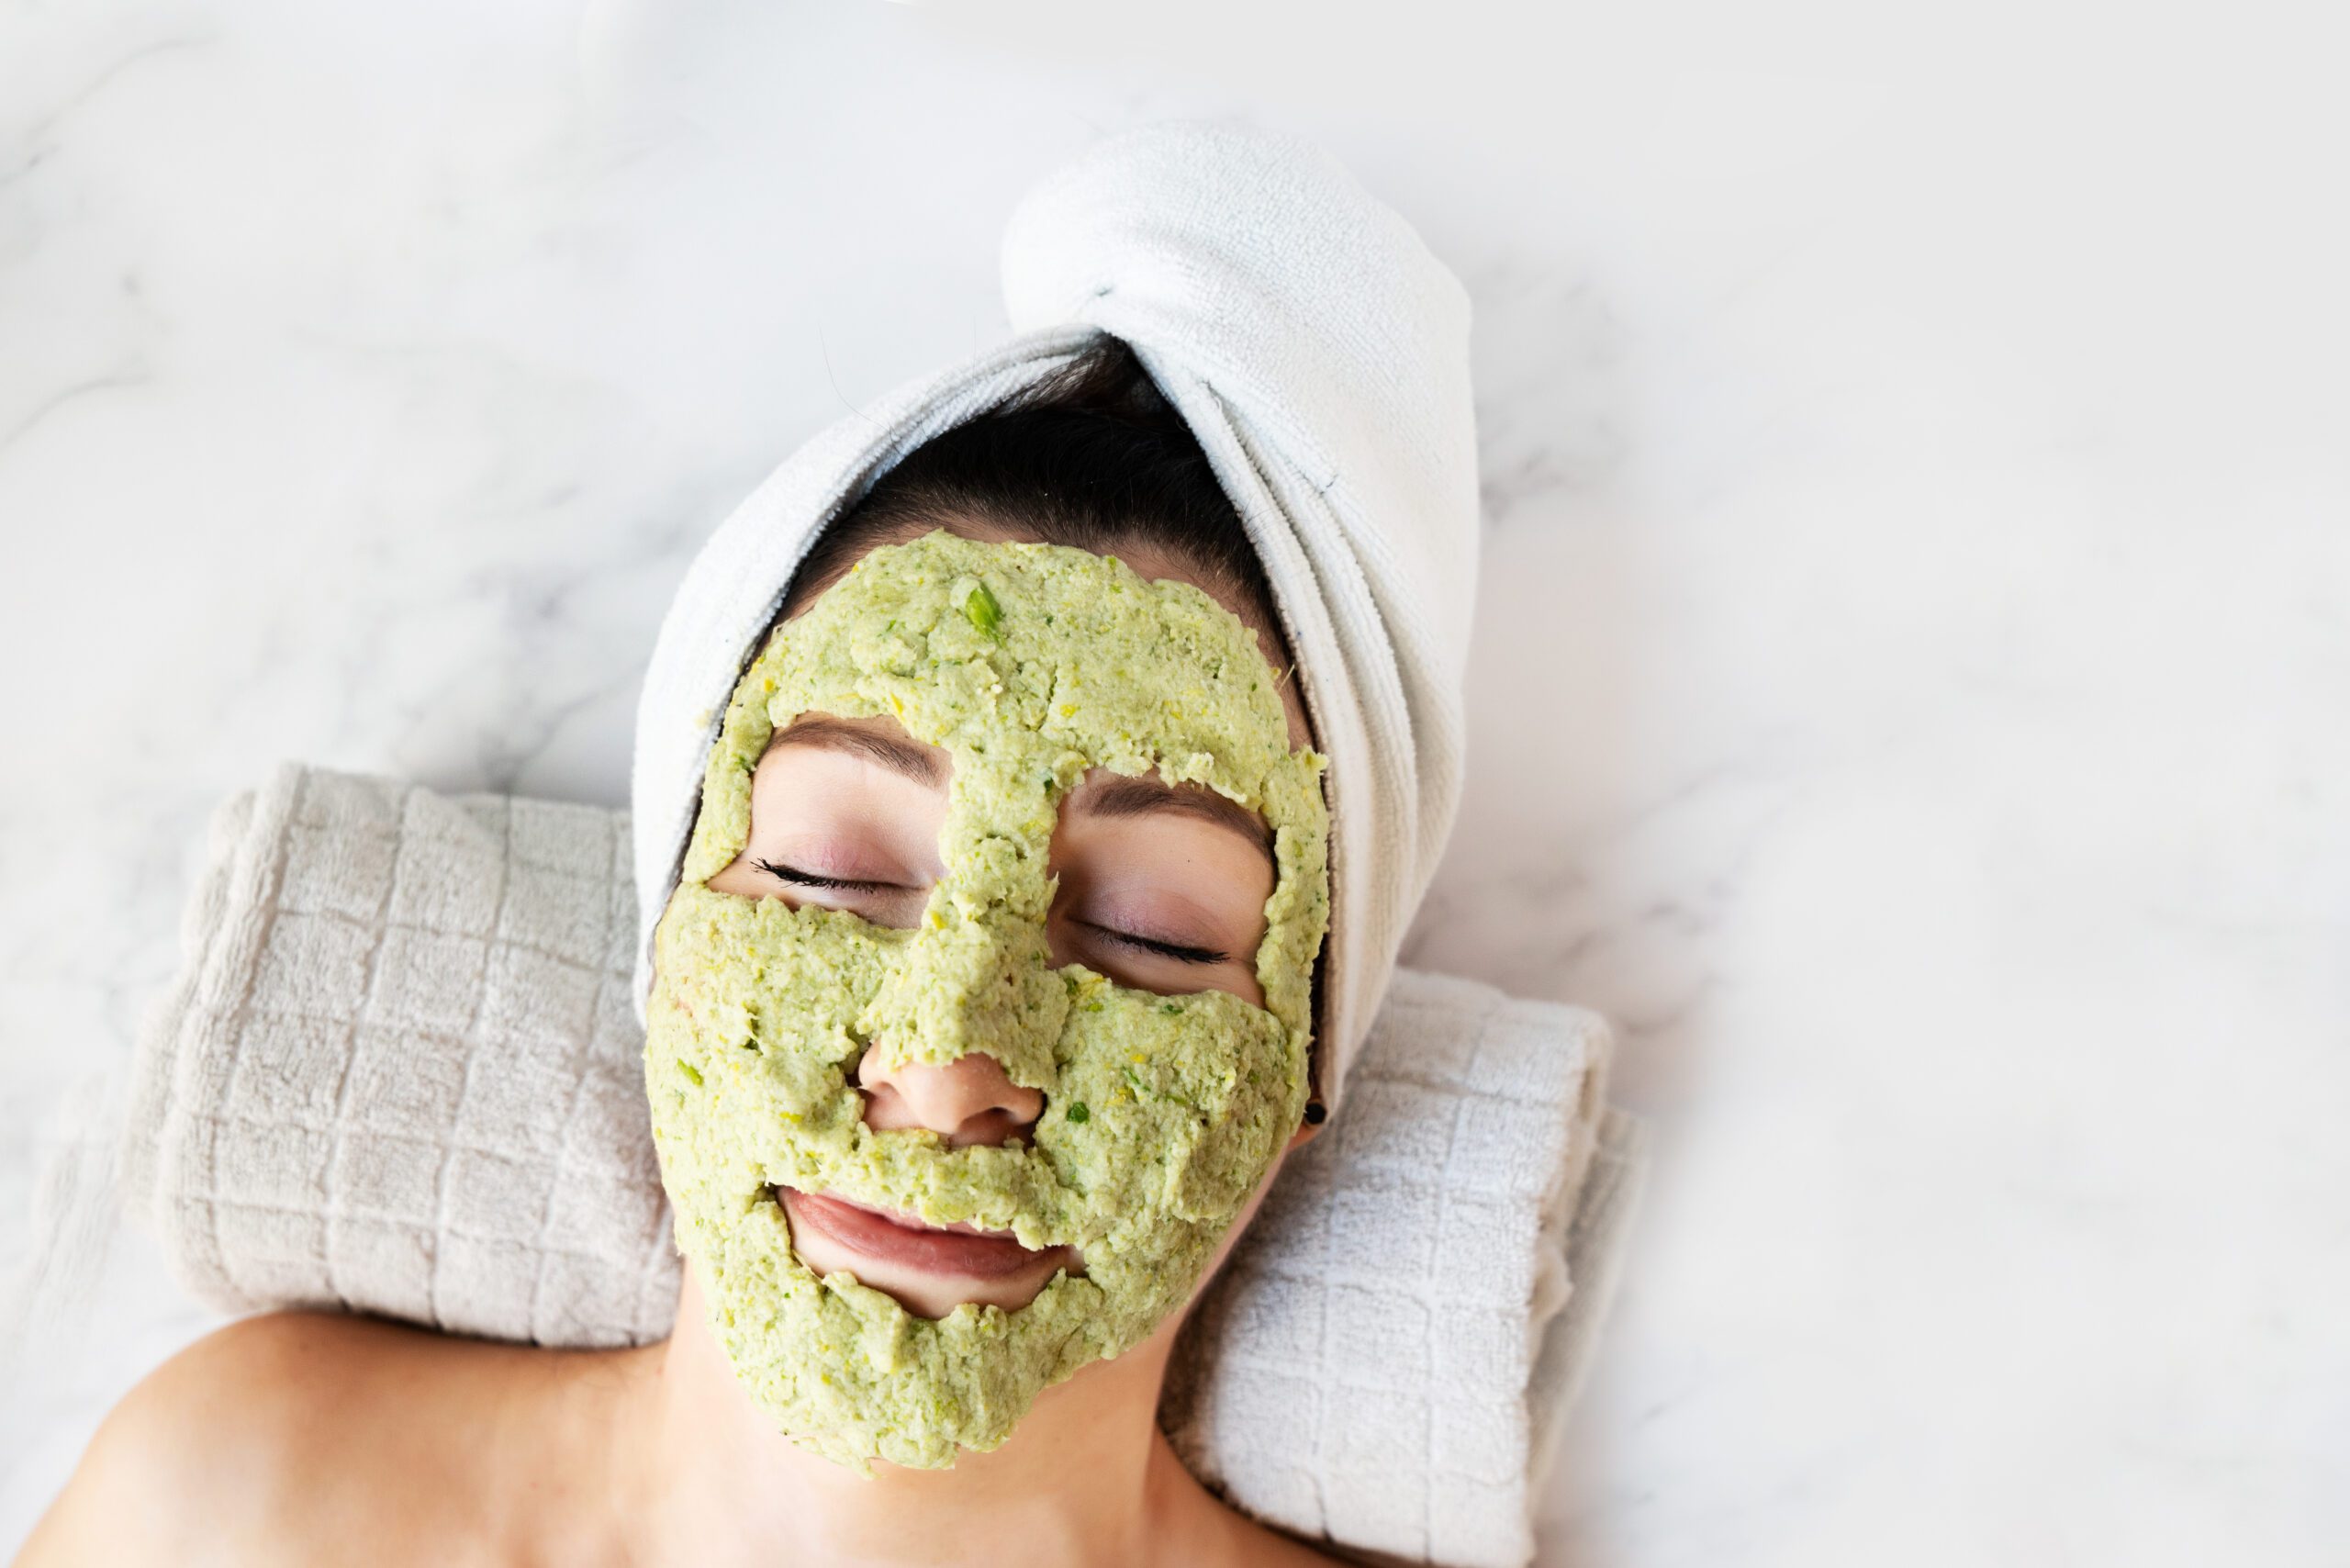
[102,763,1642,1568]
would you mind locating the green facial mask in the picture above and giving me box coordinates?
[644,530,1330,1471]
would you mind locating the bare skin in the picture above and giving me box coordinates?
[16,522,1338,1568]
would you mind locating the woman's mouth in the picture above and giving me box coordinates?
[776,1186,1071,1282]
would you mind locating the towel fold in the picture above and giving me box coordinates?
[100,763,1642,1568]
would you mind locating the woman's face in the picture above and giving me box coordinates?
[704,530,1314,1321]
[644,525,1328,1469]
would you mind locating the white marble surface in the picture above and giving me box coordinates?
[3,2,2344,1562]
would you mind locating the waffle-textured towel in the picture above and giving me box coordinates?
[633,120,1482,1116]
[104,764,1644,1568]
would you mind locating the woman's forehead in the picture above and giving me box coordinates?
[789,512,1315,751]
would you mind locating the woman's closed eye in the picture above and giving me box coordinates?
[755,858,905,893]
[755,859,1232,958]
[747,857,931,929]
[1077,919,1229,967]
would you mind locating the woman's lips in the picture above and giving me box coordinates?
[778,1187,1069,1282]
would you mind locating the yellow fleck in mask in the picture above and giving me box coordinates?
[644,531,1330,1470]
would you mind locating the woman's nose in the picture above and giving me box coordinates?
[852,1047,1045,1148]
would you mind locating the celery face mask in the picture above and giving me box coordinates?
[643,531,1329,1471]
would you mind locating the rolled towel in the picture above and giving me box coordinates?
[106,763,1644,1568]
[634,120,1482,1117]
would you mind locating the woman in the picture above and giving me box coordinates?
[21,339,1347,1568]
[20,121,1483,1566]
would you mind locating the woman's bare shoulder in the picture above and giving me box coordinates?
[17,1310,559,1568]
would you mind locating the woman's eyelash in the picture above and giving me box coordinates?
[1082,922,1230,967]
[749,875,1225,964]
[754,858,899,892]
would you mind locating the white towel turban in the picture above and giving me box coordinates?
[631,120,1481,1111]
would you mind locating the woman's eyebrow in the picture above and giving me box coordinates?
[769,717,947,787]
[1077,774,1275,859]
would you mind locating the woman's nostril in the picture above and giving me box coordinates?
[855,1053,1043,1148]
[959,1109,1013,1145]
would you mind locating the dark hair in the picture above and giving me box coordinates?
[781,336,1284,651]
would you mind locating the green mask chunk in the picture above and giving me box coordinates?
[644,531,1330,1471]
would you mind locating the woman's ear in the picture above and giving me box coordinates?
[1287,1098,1328,1150]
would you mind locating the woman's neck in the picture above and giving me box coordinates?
[611,1272,1212,1568]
